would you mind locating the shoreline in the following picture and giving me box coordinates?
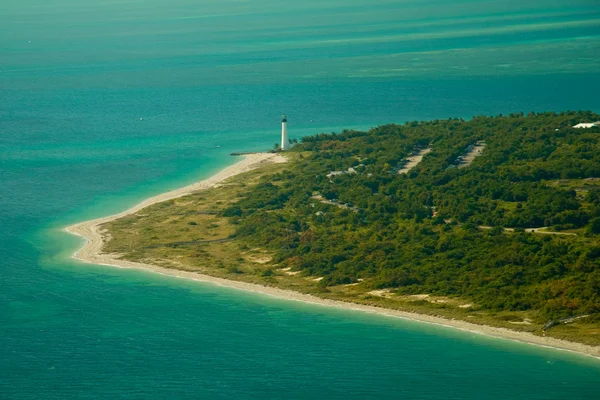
[65,153,600,361]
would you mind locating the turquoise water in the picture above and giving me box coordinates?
[1,0,600,398]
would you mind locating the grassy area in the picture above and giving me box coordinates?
[547,178,600,200]
[102,156,600,347]
[104,158,285,279]
[547,178,600,190]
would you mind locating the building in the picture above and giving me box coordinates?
[573,122,600,129]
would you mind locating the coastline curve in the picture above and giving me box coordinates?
[64,153,600,361]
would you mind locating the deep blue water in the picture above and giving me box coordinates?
[1,1,600,398]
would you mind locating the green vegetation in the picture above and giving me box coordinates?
[104,111,600,345]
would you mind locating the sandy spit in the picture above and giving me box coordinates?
[65,153,599,360]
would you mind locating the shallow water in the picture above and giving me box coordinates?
[1,1,600,398]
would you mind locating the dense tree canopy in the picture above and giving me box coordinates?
[223,112,600,319]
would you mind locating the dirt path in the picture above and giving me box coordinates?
[479,226,577,236]
[311,194,358,212]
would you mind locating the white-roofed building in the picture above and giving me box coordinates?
[573,122,600,128]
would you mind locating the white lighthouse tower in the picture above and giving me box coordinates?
[281,114,289,151]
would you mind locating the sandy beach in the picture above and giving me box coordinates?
[66,153,599,360]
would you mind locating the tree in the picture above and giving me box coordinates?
[587,217,600,234]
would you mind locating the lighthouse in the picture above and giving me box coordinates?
[281,114,289,151]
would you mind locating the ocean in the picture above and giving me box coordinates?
[1,0,600,398]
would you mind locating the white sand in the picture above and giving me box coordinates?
[458,142,486,169]
[397,148,431,174]
[65,153,599,360]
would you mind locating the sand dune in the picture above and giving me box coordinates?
[397,148,431,174]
